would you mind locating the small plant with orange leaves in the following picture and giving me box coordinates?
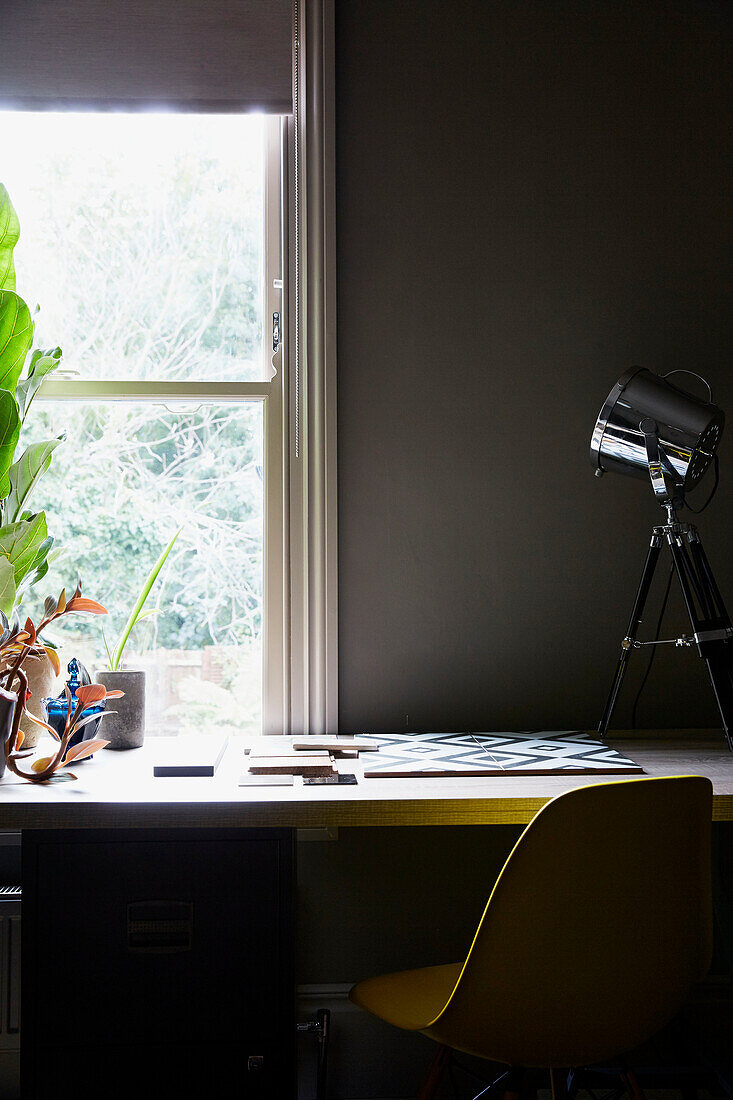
[1,579,122,783]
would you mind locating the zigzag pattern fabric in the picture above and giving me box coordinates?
[359,731,643,777]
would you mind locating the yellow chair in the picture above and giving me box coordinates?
[350,776,712,1097]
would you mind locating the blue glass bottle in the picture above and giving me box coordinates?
[43,659,106,760]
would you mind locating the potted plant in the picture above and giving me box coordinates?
[0,579,116,783]
[97,529,180,748]
[0,182,66,742]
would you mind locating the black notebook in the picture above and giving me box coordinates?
[153,736,229,777]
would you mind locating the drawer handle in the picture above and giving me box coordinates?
[127,901,193,953]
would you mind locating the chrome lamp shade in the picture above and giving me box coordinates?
[590,367,724,502]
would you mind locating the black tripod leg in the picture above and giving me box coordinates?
[598,534,662,738]
[670,532,733,753]
[689,532,733,625]
[680,539,714,620]
[705,652,733,752]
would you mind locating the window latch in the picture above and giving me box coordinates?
[272,311,281,352]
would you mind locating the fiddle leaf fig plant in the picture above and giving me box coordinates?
[0,183,63,617]
[0,290,32,392]
[0,182,20,291]
[0,389,20,500]
[5,435,64,523]
[15,346,62,422]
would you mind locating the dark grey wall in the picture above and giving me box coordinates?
[336,0,732,732]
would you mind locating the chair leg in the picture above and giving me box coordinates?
[503,1065,526,1100]
[620,1069,646,1100]
[470,1067,514,1100]
[566,1068,579,1100]
[417,1043,451,1100]
[550,1068,568,1100]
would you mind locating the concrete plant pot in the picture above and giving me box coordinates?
[95,669,146,749]
[20,652,61,748]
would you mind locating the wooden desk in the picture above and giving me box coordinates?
[1,735,731,829]
[7,733,732,1099]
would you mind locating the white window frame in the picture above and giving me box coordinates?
[286,0,338,736]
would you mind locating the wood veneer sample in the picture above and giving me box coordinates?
[247,755,336,776]
[248,740,329,760]
[292,738,380,752]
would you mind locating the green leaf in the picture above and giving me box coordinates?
[5,438,63,523]
[0,291,33,393]
[0,557,16,618]
[16,347,62,421]
[0,184,20,293]
[101,628,113,669]
[14,534,53,603]
[15,559,49,603]
[0,512,48,590]
[39,545,63,568]
[25,534,53,573]
[0,389,20,499]
[13,530,52,602]
[135,607,161,622]
[111,529,181,670]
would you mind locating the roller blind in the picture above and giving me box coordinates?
[0,0,293,113]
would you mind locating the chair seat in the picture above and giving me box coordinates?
[349,778,713,1073]
[349,962,462,1032]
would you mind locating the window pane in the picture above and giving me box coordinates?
[1,111,272,382]
[23,400,264,736]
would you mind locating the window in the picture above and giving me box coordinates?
[0,0,338,739]
[3,110,285,736]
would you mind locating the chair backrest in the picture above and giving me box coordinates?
[427,775,712,1068]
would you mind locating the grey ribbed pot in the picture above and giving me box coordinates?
[95,670,145,749]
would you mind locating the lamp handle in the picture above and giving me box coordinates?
[662,369,713,404]
[640,418,671,500]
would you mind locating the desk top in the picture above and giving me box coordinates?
[0,735,731,829]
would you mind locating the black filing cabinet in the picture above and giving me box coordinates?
[21,828,295,1099]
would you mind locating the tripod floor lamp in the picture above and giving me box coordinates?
[591,366,733,751]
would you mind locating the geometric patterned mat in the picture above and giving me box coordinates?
[358,731,643,777]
